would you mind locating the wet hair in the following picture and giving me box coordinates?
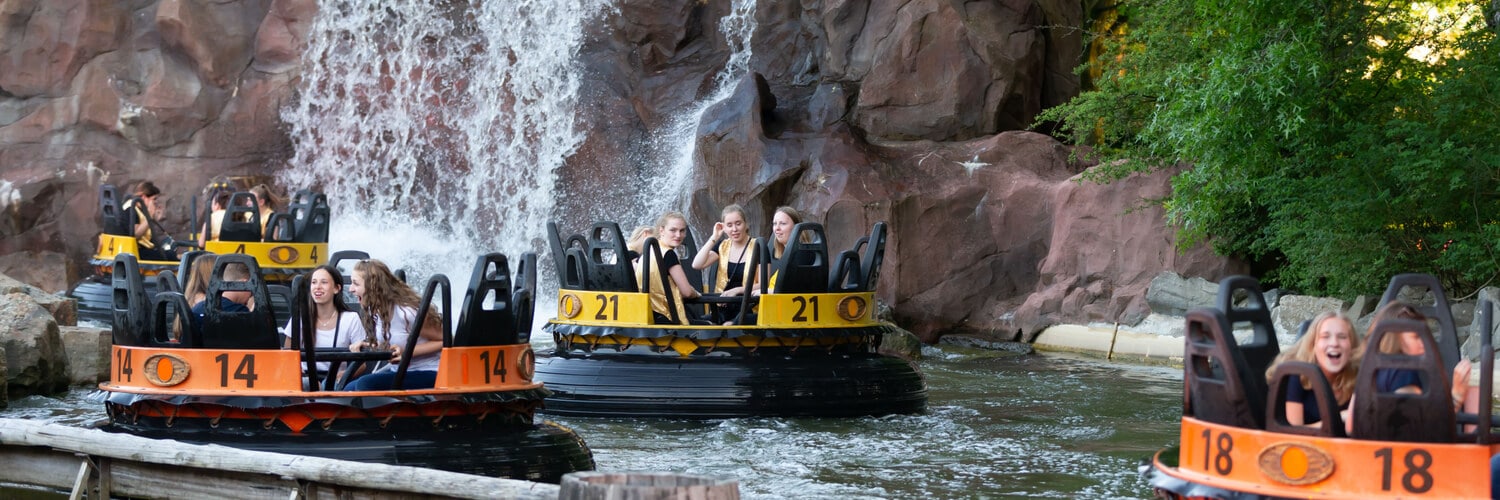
[353,259,438,347]
[1267,311,1362,404]
[135,181,161,198]
[1371,301,1426,355]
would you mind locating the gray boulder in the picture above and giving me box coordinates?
[1145,272,1218,317]
[1270,295,1346,344]
[60,325,110,385]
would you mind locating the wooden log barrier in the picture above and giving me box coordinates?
[0,418,562,499]
[559,472,739,500]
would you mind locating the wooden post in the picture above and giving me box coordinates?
[559,472,739,500]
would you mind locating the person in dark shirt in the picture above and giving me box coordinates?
[188,261,252,338]
[1265,311,1361,426]
[635,212,701,324]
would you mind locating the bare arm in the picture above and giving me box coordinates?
[1284,401,1306,426]
[691,222,726,270]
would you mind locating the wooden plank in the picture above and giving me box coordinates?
[0,418,560,499]
[0,446,83,489]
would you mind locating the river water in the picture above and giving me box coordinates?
[5,345,1183,499]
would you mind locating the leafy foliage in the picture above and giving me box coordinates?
[1039,0,1500,297]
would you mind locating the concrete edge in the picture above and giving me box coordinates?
[1031,324,1184,368]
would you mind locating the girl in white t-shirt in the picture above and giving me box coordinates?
[283,265,365,375]
[344,259,443,391]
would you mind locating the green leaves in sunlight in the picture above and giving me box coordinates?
[1036,0,1500,297]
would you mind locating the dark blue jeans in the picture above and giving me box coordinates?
[345,370,437,391]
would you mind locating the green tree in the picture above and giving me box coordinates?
[1041,0,1500,297]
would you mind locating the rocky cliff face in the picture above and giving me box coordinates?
[0,0,1242,342]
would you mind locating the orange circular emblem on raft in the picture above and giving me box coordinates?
[837,296,867,321]
[1258,441,1335,486]
[143,353,191,387]
[267,245,300,265]
[560,293,582,319]
[517,349,536,381]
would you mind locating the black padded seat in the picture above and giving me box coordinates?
[1215,275,1280,381]
[1352,318,1455,443]
[1379,274,1461,373]
[177,250,210,290]
[771,222,829,294]
[1266,361,1347,437]
[198,254,279,349]
[99,184,131,236]
[149,291,193,346]
[585,222,636,292]
[291,191,330,243]
[1183,308,1267,429]
[829,221,889,292]
[680,225,704,294]
[512,252,538,341]
[218,192,263,242]
[110,254,151,347]
[265,213,296,242]
[327,249,369,313]
[156,270,181,295]
[455,253,520,346]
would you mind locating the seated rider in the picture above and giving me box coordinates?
[635,212,705,325]
[691,204,757,324]
[752,206,804,296]
[123,181,178,262]
[1264,311,1360,426]
[344,259,443,391]
[249,184,280,241]
[200,190,231,242]
[188,261,252,338]
[1347,301,1479,436]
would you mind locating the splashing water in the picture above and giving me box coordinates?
[638,0,757,221]
[280,0,609,282]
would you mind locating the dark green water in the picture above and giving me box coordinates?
[4,345,1183,499]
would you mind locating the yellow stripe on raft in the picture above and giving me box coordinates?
[553,290,879,327]
[562,333,870,356]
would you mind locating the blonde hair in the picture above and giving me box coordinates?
[1266,311,1362,405]
[654,211,687,250]
[182,254,218,306]
[626,226,654,255]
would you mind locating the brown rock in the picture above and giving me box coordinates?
[0,0,127,98]
[0,250,75,294]
[0,291,70,398]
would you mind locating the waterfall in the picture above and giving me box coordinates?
[280,0,608,282]
[639,0,757,221]
[281,0,758,297]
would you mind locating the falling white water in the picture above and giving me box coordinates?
[280,0,608,284]
[639,0,758,220]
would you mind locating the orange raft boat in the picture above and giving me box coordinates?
[97,252,594,482]
[1146,274,1497,499]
